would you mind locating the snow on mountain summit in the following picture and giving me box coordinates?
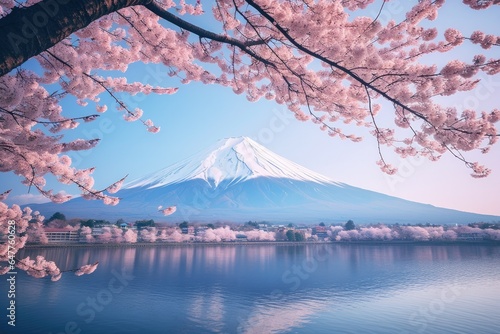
[125,136,338,189]
[30,136,500,224]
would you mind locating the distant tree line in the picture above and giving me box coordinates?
[285,230,305,242]
[469,222,500,230]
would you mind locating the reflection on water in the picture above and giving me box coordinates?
[6,244,500,333]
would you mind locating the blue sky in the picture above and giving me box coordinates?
[2,1,499,216]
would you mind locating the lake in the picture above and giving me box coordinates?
[3,243,500,333]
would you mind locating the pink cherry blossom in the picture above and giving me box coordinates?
[158,205,177,216]
[75,262,99,276]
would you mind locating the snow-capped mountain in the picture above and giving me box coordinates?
[28,137,500,224]
[124,136,336,189]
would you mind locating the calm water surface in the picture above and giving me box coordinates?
[2,243,500,333]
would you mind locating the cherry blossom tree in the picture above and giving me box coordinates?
[140,226,158,242]
[333,224,500,241]
[98,225,125,243]
[200,226,236,242]
[244,229,275,241]
[123,228,138,243]
[1,0,499,278]
[167,229,191,242]
[79,225,95,243]
[0,201,96,280]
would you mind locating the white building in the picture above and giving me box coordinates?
[43,228,79,243]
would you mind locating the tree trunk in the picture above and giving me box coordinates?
[0,0,149,76]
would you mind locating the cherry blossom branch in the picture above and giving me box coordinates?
[0,0,151,76]
[232,2,337,116]
[144,2,274,68]
[0,106,100,126]
[47,168,126,204]
[244,0,435,124]
[13,256,98,281]
[0,144,38,193]
[42,49,150,126]
[364,86,396,174]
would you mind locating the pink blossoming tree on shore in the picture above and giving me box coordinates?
[1,0,499,279]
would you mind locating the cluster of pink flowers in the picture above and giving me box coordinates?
[0,202,96,281]
[333,225,500,242]
[80,225,277,244]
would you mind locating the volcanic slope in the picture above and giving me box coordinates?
[28,137,500,224]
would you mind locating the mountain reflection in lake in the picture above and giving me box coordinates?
[6,243,500,333]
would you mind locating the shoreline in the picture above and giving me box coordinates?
[22,239,500,249]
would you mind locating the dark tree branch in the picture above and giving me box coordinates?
[0,0,152,76]
[244,0,432,123]
[144,2,273,67]
[0,0,273,76]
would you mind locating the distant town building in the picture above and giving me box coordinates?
[44,228,79,243]
[457,232,484,241]
[182,226,195,235]
[91,227,104,238]
[312,226,328,239]
[195,226,209,237]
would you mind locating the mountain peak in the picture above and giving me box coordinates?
[31,136,500,224]
[125,136,337,189]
